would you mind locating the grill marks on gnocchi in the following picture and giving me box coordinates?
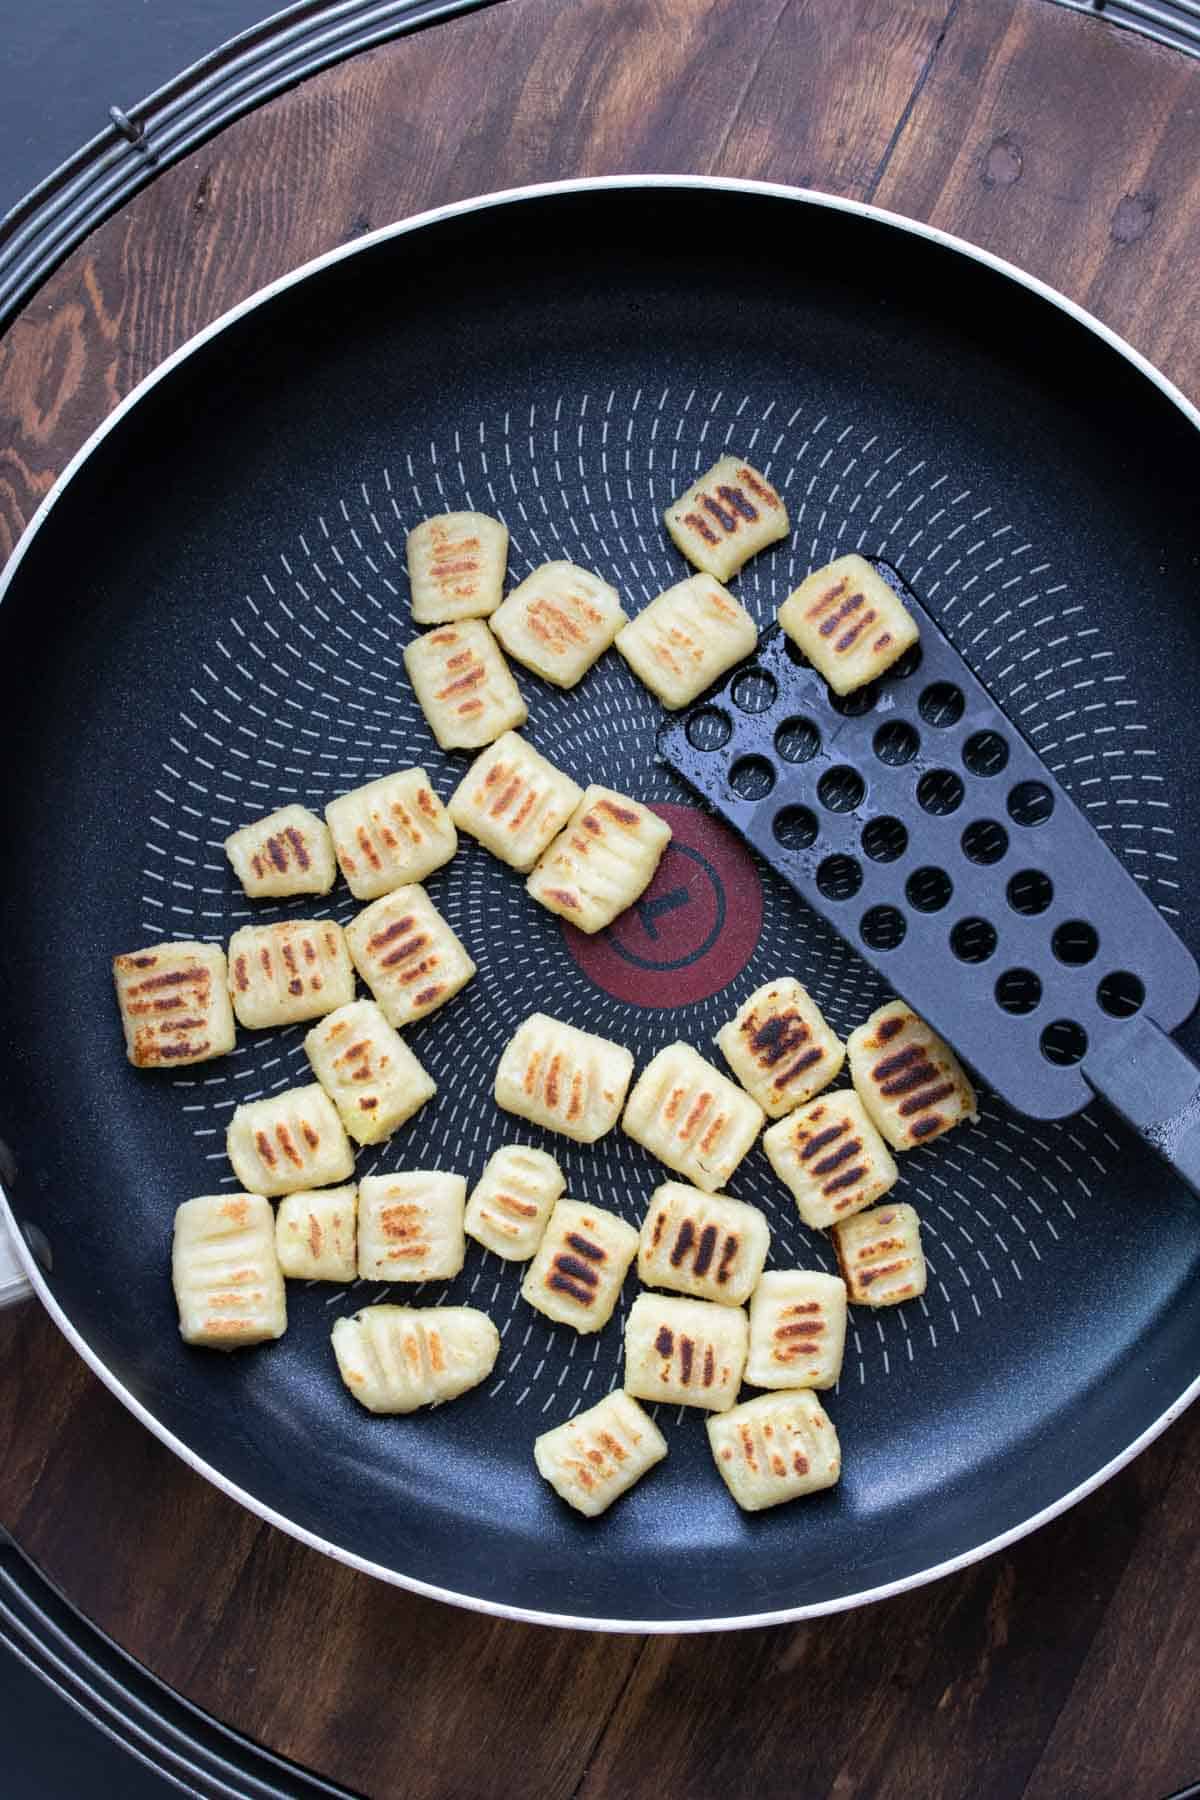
[525,784,672,935]
[715,978,844,1118]
[521,1199,639,1332]
[406,511,508,625]
[325,768,457,900]
[490,561,627,688]
[113,941,236,1069]
[746,1271,847,1391]
[637,1182,770,1308]
[172,1193,286,1348]
[779,554,920,696]
[358,1172,467,1283]
[664,455,789,583]
[707,1391,842,1511]
[224,804,337,899]
[226,1084,355,1197]
[615,574,758,711]
[332,1305,499,1413]
[465,1145,565,1261]
[623,1293,749,1413]
[847,1002,977,1151]
[762,1088,898,1230]
[449,732,582,873]
[623,1042,764,1193]
[833,1202,927,1308]
[494,1013,634,1144]
[404,619,527,749]
[227,920,355,1029]
[345,885,476,1029]
[534,1391,667,1517]
[304,1000,436,1145]
[275,1186,358,1282]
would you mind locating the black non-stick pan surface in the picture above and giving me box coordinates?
[2,180,1200,1631]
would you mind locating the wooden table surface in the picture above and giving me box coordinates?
[4,2,1200,1795]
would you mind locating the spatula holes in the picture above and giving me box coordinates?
[889,643,923,681]
[773,805,819,851]
[963,730,1009,776]
[862,816,908,862]
[816,855,863,901]
[951,917,998,963]
[1041,1020,1088,1065]
[1008,780,1054,826]
[1007,869,1053,915]
[728,755,776,801]
[1098,971,1145,1018]
[775,716,821,763]
[861,905,907,950]
[731,668,778,714]
[1052,920,1099,965]
[919,682,965,728]
[685,706,732,751]
[961,819,1008,865]
[818,766,866,813]
[996,968,1042,1015]
[829,682,879,718]
[873,721,919,766]
[917,768,964,816]
[906,866,953,913]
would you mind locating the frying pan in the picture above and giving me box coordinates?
[2,178,1199,1633]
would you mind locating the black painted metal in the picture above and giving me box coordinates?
[1,185,1200,1626]
[1048,0,1200,56]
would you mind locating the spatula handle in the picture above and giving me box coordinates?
[1083,1017,1200,1197]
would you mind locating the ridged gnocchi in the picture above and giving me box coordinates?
[407,511,508,624]
[494,1012,634,1144]
[778,555,919,696]
[534,1390,667,1517]
[622,1042,764,1193]
[762,1088,898,1230]
[490,561,627,688]
[404,620,527,750]
[707,1391,841,1510]
[637,1182,769,1308]
[275,1186,358,1282]
[623,1292,748,1412]
[715,978,844,1118]
[521,1199,639,1332]
[325,768,457,900]
[615,574,758,711]
[172,1193,286,1348]
[448,731,582,873]
[464,1144,565,1261]
[847,1001,977,1150]
[304,999,436,1145]
[224,804,337,899]
[345,884,476,1029]
[526,785,672,934]
[113,941,236,1069]
[357,1171,467,1282]
[332,1304,499,1413]
[833,1201,927,1307]
[664,455,789,583]
[226,1083,354,1197]
[227,920,355,1029]
[745,1270,847,1391]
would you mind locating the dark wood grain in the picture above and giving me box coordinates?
[3,1,1200,1796]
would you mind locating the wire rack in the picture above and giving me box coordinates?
[1050,0,1200,55]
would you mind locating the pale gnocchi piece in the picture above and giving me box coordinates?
[762,1088,898,1230]
[407,511,508,624]
[304,1000,436,1145]
[344,885,476,1029]
[521,1199,638,1332]
[622,1042,764,1193]
[226,920,355,1029]
[325,768,457,900]
[637,1182,770,1308]
[847,1001,978,1150]
[534,1390,667,1518]
[489,561,628,688]
[112,941,235,1069]
[464,1144,565,1261]
[663,455,789,582]
[448,731,582,873]
[623,1292,748,1412]
[745,1270,848,1391]
[357,1171,467,1282]
[172,1193,286,1348]
[525,785,672,934]
[275,1186,358,1282]
[224,804,337,899]
[778,555,920,695]
[494,1012,634,1144]
[332,1305,499,1413]
[707,1390,841,1511]
[833,1201,927,1308]
[226,1083,354,1197]
[404,620,528,751]
[715,978,845,1119]
[615,574,758,711]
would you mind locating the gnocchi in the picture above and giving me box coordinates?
[663,455,788,582]
[489,561,627,688]
[622,1042,764,1193]
[707,1391,841,1511]
[615,574,758,710]
[227,920,355,1029]
[344,884,476,1029]
[525,785,672,934]
[226,1083,354,1197]
[521,1198,638,1332]
[404,620,527,750]
[112,941,236,1069]
[534,1390,667,1518]
[745,1270,847,1391]
[407,511,508,624]
[224,804,337,899]
[762,1088,898,1230]
[332,1305,499,1413]
[275,1186,358,1282]
[778,555,919,695]
[172,1193,286,1348]
[715,978,844,1118]
[304,999,436,1144]
[833,1201,927,1308]
[847,1001,977,1150]
[464,1145,565,1261]
[325,768,457,900]
[623,1292,748,1412]
[637,1182,769,1308]
[357,1171,467,1282]
[494,1012,634,1144]
[448,731,582,873]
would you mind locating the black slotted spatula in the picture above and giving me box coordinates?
[657,560,1200,1189]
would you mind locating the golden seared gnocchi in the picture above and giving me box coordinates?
[448,732,582,873]
[715,978,844,1118]
[846,1001,977,1150]
[404,620,527,750]
[762,1088,898,1230]
[224,804,337,899]
[745,1271,847,1391]
[407,511,508,624]
[357,1171,467,1282]
[275,1186,358,1282]
[707,1391,841,1511]
[325,768,457,900]
[622,1042,764,1193]
[494,1012,634,1144]
[490,561,627,688]
[623,1292,748,1412]
[525,785,672,934]
[637,1182,769,1308]
[172,1193,286,1348]
[464,1144,565,1261]
[778,554,919,695]
[226,920,355,1029]
[344,884,476,1029]
[664,455,788,582]
[226,1083,354,1197]
[534,1390,667,1517]
[113,941,236,1070]
[615,574,758,711]
[332,1304,499,1413]
[521,1199,638,1332]
[304,1000,436,1145]
[833,1201,927,1308]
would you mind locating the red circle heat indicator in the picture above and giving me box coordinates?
[564,802,764,1008]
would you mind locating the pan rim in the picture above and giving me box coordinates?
[3,173,1199,1634]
